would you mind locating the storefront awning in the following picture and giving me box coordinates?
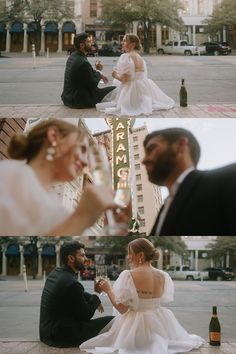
[62,22,75,33]
[27,22,37,33]
[5,245,19,256]
[0,23,6,33]
[42,245,55,257]
[10,22,23,33]
[44,23,58,33]
[23,248,31,256]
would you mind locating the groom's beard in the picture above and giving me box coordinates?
[147,147,177,186]
[73,259,85,271]
[84,43,92,54]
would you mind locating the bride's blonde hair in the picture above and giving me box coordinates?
[8,119,85,162]
[125,33,142,51]
[128,238,159,262]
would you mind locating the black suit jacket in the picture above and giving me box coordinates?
[150,164,236,236]
[61,50,114,108]
[39,266,112,347]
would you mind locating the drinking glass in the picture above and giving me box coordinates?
[95,57,104,84]
[95,264,109,296]
[88,144,128,236]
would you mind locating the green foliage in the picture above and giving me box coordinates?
[96,236,187,255]
[96,236,136,254]
[1,0,72,24]
[0,0,72,54]
[208,236,236,258]
[101,0,184,53]
[204,0,236,34]
[150,236,187,255]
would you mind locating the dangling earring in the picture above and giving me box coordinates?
[139,258,143,265]
[46,141,57,161]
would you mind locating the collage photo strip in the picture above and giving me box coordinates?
[1,0,236,353]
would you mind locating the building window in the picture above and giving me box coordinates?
[137,184,142,191]
[136,174,141,181]
[133,144,139,150]
[90,0,97,17]
[197,0,204,15]
[135,163,140,170]
[213,0,221,10]
[139,219,146,227]
[138,206,144,214]
[137,195,143,202]
[182,0,190,14]
[134,154,139,160]
[133,136,138,142]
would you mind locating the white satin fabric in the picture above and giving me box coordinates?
[80,270,205,354]
[0,160,70,235]
[96,53,175,116]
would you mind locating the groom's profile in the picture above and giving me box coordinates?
[39,241,114,348]
[61,32,115,109]
[142,127,236,236]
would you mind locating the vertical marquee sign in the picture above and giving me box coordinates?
[106,117,135,189]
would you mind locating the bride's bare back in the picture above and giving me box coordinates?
[129,52,145,72]
[130,266,165,299]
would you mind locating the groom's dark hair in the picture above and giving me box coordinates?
[60,241,85,266]
[74,32,89,49]
[143,127,201,166]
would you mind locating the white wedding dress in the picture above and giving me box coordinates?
[96,53,175,116]
[80,270,205,354]
[0,160,70,235]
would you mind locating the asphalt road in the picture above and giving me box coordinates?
[0,54,236,105]
[0,279,235,341]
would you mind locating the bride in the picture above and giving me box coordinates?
[96,34,175,116]
[80,238,205,354]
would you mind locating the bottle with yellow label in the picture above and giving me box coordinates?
[209,306,221,346]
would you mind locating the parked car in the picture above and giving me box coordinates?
[80,266,96,280]
[166,265,208,280]
[200,42,231,55]
[203,267,235,281]
[98,43,122,56]
[157,40,203,56]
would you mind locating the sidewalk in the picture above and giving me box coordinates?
[0,103,236,118]
[0,339,236,354]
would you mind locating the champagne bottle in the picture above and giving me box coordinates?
[180,78,188,107]
[209,306,221,346]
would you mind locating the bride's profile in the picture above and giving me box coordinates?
[96,34,175,116]
[80,238,205,354]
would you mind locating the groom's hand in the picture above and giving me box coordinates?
[97,303,104,313]
[101,74,108,84]
[94,279,103,294]
[95,60,103,71]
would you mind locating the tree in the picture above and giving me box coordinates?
[1,0,73,54]
[100,0,184,53]
[207,236,236,267]
[204,0,236,37]
[97,236,186,257]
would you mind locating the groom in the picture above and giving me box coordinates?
[61,32,115,108]
[142,127,236,236]
[39,241,114,348]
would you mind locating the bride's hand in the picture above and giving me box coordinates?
[99,278,112,293]
[75,185,116,228]
[112,68,118,79]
